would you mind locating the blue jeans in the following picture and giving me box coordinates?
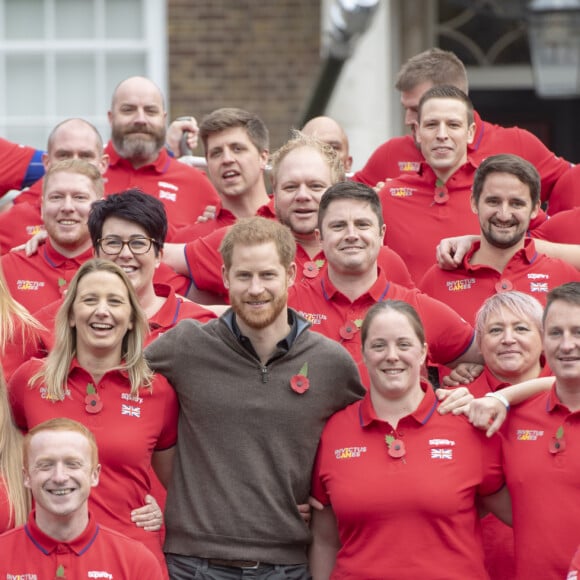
[165,554,311,580]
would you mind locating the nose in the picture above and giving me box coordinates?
[436,122,448,139]
[60,194,75,211]
[248,275,264,295]
[405,109,418,127]
[133,107,147,124]
[344,222,358,239]
[385,344,399,362]
[559,332,576,352]
[222,147,234,163]
[501,328,516,344]
[118,242,133,259]
[294,184,312,201]
[52,462,68,483]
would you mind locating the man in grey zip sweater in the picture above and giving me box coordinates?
[146,216,364,580]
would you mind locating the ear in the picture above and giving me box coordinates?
[466,122,476,145]
[344,155,353,173]
[259,149,269,170]
[107,110,113,126]
[470,196,478,214]
[23,467,31,489]
[380,223,386,242]
[91,464,101,488]
[99,153,110,175]
[287,262,297,286]
[41,153,50,170]
[315,228,322,243]
[421,343,428,366]
[155,248,163,269]
[530,201,540,220]
[222,265,230,289]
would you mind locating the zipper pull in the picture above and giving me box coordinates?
[261,366,268,383]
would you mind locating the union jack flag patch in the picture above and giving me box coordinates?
[430,448,453,460]
[121,404,141,418]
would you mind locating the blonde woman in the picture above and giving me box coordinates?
[9,259,177,577]
[0,368,29,532]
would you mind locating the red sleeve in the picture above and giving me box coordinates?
[546,165,580,215]
[414,291,474,366]
[0,138,36,194]
[378,246,415,288]
[352,138,414,185]
[7,359,40,430]
[476,432,504,497]
[185,228,228,296]
[510,127,572,207]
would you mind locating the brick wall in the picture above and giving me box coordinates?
[167,0,322,153]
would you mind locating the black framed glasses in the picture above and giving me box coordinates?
[97,236,157,255]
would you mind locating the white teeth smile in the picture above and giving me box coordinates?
[50,489,73,496]
[91,323,113,330]
[59,220,77,225]
[384,369,403,374]
[223,171,237,178]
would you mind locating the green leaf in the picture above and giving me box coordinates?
[56,564,65,577]
[556,426,564,439]
[86,383,96,395]
[298,362,308,377]
[354,319,363,328]
[57,278,67,287]
[435,178,445,188]
[315,259,325,268]
[385,435,394,446]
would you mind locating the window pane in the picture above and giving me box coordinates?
[106,53,146,92]
[6,55,46,114]
[5,0,45,39]
[5,126,49,150]
[55,0,96,39]
[105,0,143,39]
[55,54,97,116]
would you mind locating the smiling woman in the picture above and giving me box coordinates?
[309,300,511,580]
[8,259,177,578]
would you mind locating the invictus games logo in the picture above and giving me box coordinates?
[398,161,421,172]
[446,278,475,292]
[16,279,45,291]
[334,446,367,459]
[299,311,327,325]
[389,187,414,198]
[516,429,545,441]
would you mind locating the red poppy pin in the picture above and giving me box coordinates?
[549,425,566,454]
[339,319,363,340]
[385,434,406,461]
[290,363,310,395]
[302,260,325,279]
[433,179,449,204]
[85,383,103,414]
[495,279,514,293]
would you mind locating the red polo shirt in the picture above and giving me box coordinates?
[353,110,572,207]
[419,238,580,324]
[0,510,163,579]
[312,383,503,579]
[531,207,580,243]
[1,240,93,313]
[0,138,36,195]
[288,267,474,386]
[502,384,580,578]
[172,198,277,242]
[103,142,220,230]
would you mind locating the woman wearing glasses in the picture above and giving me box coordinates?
[36,189,217,349]
[9,259,177,578]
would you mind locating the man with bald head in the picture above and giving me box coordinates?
[105,76,219,231]
[301,116,352,172]
[0,118,109,254]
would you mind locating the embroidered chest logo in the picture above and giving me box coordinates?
[334,446,367,459]
[16,279,45,291]
[25,224,44,236]
[6,572,38,579]
[516,429,544,441]
[389,187,414,198]
[446,278,475,292]
[158,180,178,202]
[120,392,143,418]
[398,161,421,173]
[299,311,327,325]
[40,386,70,401]
[429,438,456,460]
[530,282,549,293]
[88,571,114,579]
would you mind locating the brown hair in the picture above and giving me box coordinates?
[219,216,296,272]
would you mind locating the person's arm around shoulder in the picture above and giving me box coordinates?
[309,505,341,580]
[436,234,480,270]
[162,242,188,275]
[533,239,580,270]
[468,376,554,436]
